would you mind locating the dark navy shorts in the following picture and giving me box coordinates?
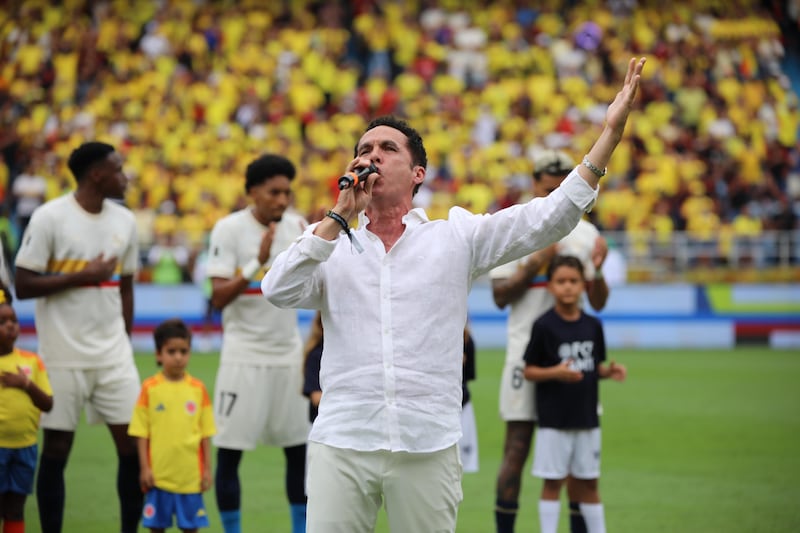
[0,444,37,494]
[142,487,209,529]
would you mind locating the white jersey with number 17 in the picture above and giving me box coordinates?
[206,208,307,366]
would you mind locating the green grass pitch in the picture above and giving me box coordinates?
[23,347,800,532]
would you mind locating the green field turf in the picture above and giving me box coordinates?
[23,347,800,532]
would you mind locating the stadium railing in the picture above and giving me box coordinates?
[602,230,799,283]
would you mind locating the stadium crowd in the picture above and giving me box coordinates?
[1,0,799,282]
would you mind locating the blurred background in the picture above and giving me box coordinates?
[2,0,798,349]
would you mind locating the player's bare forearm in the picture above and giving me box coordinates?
[492,247,554,308]
[13,267,96,299]
[492,277,521,309]
[210,276,252,310]
[586,277,609,311]
[16,252,121,299]
[120,275,134,335]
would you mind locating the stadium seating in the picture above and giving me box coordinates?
[1,0,798,282]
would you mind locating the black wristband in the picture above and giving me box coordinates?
[326,210,364,253]
[326,210,350,232]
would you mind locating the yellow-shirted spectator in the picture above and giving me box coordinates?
[678,157,707,185]
[14,43,44,77]
[455,166,495,213]
[775,98,800,148]
[650,208,675,247]
[178,211,208,247]
[681,181,714,222]
[686,203,721,242]
[731,205,763,238]
[738,142,765,185]
[636,155,679,197]
[729,204,765,265]
[595,183,637,230]
[524,75,557,115]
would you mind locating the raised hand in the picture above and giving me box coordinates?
[258,223,276,265]
[333,158,378,222]
[606,57,646,134]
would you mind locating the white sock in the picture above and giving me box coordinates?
[538,499,561,533]
[580,502,606,533]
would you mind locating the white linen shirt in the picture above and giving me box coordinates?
[261,170,597,453]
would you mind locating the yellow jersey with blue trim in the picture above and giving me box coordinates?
[14,194,138,368]
[0,348,52,448]
[128,372,216,494]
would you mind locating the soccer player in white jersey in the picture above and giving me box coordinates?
[491,150,610,533]
[14,141,142,533]
[206,154,310,533]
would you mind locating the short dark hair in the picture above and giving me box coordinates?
[67,142,115,182]
[245,154,296,193]
[153,318,192,352]
[361,116,427,195]
[546,255,585,281]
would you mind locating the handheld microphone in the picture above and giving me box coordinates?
[338,163,377,190]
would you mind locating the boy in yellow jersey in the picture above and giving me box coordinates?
[129,319,216,533]
[0,289,53,533]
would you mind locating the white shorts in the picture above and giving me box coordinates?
[532,427,601,480]
[498,360,537,422]
[213,363,310,450]
[306,442,462,533]
[459,401,479,473]
[42,360,141,430]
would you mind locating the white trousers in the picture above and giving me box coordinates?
[306,441,463,533]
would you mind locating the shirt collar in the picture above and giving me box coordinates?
[357,207,429,229]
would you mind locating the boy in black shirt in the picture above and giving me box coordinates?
[523,255,626,533]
